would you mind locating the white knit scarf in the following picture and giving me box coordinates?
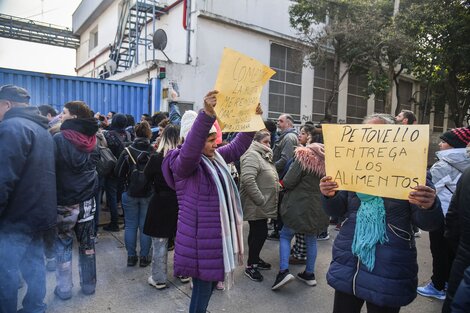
[201,152,244,289]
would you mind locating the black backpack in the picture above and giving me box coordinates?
[124,147,152,197]
[96,145,117,177]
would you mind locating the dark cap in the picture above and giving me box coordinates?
[0,84,30,104]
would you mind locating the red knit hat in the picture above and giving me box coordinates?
[440,127,470,148]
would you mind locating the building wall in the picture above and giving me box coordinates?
[76,1,120,77]
[72,0,446,131]
[195,0,297,38]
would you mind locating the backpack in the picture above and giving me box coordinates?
[124,147,152,197]
[105,130,132,158]
[96,145,117,177]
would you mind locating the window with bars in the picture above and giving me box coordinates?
[312,59,338,122]
[347,72,368,123]
[398,80,413,111]
[268,43,302,122]
[374,93,386,113]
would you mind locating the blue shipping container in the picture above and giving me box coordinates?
[0,67,151,119]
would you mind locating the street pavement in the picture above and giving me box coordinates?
[23,224,444,313]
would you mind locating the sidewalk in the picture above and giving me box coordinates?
[27,225,443,313]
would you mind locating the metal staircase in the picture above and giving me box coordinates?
[110,0,166,73]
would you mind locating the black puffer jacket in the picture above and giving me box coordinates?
[443,167,470,312]
[0,106,57,234]
[143,152,178,238]
[54,118,99,206]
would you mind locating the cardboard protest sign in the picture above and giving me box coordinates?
[214,47,276,132]
[323,124,429,199]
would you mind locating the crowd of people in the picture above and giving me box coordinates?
[1,84,470,313]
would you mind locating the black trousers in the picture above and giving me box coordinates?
[333,290,400,313]
[430,223,455,291]
[247,219,268,266]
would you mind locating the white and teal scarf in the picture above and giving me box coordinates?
[201,152,244,288]
[352,193,389,271]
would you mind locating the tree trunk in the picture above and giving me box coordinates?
[324,51,340,123]
[384,66,395,114]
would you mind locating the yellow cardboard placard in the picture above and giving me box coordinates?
[214,47,276,132]
[323,124,429,199]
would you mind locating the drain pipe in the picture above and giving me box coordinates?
[183,0,192,64]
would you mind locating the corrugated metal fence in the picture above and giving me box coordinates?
[0,67,151,119]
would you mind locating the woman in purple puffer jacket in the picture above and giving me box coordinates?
[162,90,261,313]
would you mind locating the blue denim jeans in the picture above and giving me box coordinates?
[190,278,216,313]
[104,177,119,225]
[56,198,96,294]
[0,232,46,313]
[280,225,318,273]
[122,192,151,257]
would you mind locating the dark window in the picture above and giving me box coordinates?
[268,43,302,122]
[398,80,413,111]
[347,72,368,123]
[312,59,338,122]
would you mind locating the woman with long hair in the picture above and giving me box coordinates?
[143,124,190,289]
[115,121,154,267]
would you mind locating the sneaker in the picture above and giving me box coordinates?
[272,270,295,290]
[54,286,72,300]
[148,276,167,289]
[245,266,263,282]
[417,282,446,300]
[317,232,330,241]
[127,256,138,267]
[139,256,151,267]
[178,276,191,283]
[256,258,272,270]
[103,223,120,232]
[414,229,422,238]
[267,231,280,241]
[297,271,317,286]
[216,281,225,290]
[46,258,57,272]
[289,256,306,265]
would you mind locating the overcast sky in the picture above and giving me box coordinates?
[0,0,81,75]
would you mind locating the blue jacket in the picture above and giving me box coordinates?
[0,106,57,234]
[322,179,443,307]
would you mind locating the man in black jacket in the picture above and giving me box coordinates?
[0,85,57,313]
[443,144,470,313]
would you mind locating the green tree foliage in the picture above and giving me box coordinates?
[398,0,470,127]
[289,0,419,120]
[290,0,470,125]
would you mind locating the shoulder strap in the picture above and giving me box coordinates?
[125,147,137,165]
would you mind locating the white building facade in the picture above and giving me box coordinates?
[72,0,446,131]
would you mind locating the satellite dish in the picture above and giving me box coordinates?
[106,59,117,75]
[153,29,168,51]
